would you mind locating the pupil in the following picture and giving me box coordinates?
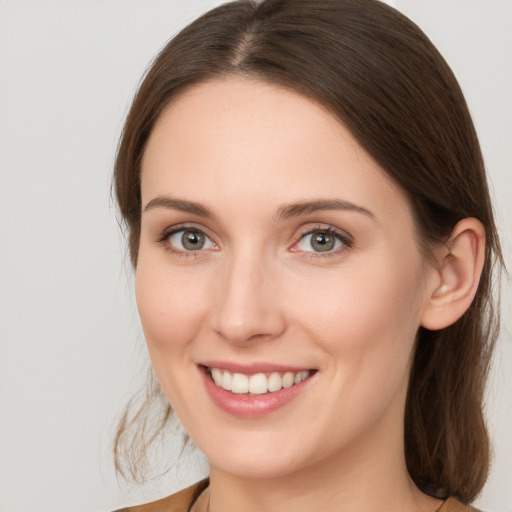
[312,232,335,252]
[182,230,205,250]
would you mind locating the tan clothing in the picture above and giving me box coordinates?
[114,480,209,512]
[437,497,482,512]
[115,479,482,512]
[115,479,209,512]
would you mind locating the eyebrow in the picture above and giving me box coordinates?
[143,196,376,222]
[275,199,376,221]
[143,196,215,218]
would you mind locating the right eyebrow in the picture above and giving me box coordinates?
[142,196,215,218]
[275,198,376,222]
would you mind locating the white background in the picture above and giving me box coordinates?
[0,1,510,511]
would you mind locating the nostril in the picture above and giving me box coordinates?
[209,269,286,344]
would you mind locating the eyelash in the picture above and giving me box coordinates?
[293,225,353,259]
[157,224,353,259]
[157,226,215,259]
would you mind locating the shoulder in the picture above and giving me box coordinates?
[437,497,483,512]
[113,479,209,512]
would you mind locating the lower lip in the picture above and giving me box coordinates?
[200,367,315,418]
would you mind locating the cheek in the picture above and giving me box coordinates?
[134,258,215,415]
[289,250,426,377]
[295,256,426,440]
[135,259,209,354]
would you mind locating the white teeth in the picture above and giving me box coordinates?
[211,368,223,386]
[221,371,232,391]
[267,372,282,392]
[231,373,249,394]
[210,368,312,395]
[282,372,294,388]
[249,373,268,394]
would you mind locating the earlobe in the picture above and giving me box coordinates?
[420,218,486,331]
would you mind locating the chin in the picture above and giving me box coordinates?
[210,454,303,480]
[211,438,328,483]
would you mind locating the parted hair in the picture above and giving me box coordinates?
[113,0,503,502]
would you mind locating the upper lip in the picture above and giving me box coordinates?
[199,361,315,374]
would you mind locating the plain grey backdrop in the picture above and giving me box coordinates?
[0,1,510,511]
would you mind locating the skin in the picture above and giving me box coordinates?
[136,77,454,512]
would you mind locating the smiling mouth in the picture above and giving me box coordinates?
[204,366,316,395]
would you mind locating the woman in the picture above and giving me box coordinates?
[113,0,503,510]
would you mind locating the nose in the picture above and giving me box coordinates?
[209,250,286,345]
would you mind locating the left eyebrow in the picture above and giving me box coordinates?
[275,199,376,221]
[143,196,215,218]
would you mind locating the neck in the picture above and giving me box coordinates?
[203,429,440,512]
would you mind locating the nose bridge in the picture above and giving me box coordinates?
[211,245,285,344]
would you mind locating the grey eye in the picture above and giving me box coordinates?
[182,230,205,250]
[169,229,214,251]
[310,231,336,252]
[296,229,344,253]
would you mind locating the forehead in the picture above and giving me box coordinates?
[141,77,411,224]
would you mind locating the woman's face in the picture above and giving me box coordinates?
[137,77,435,479]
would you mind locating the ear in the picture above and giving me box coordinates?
[420,218,486,330]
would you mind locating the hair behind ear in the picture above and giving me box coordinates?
[405,214,501,501]
[405,320,492,501]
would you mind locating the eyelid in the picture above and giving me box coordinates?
[290,224,353,256]
[157,223,214,242]
[155,222,352,258]
[157,224,218,256]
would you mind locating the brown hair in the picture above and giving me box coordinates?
[113,0,503,502]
